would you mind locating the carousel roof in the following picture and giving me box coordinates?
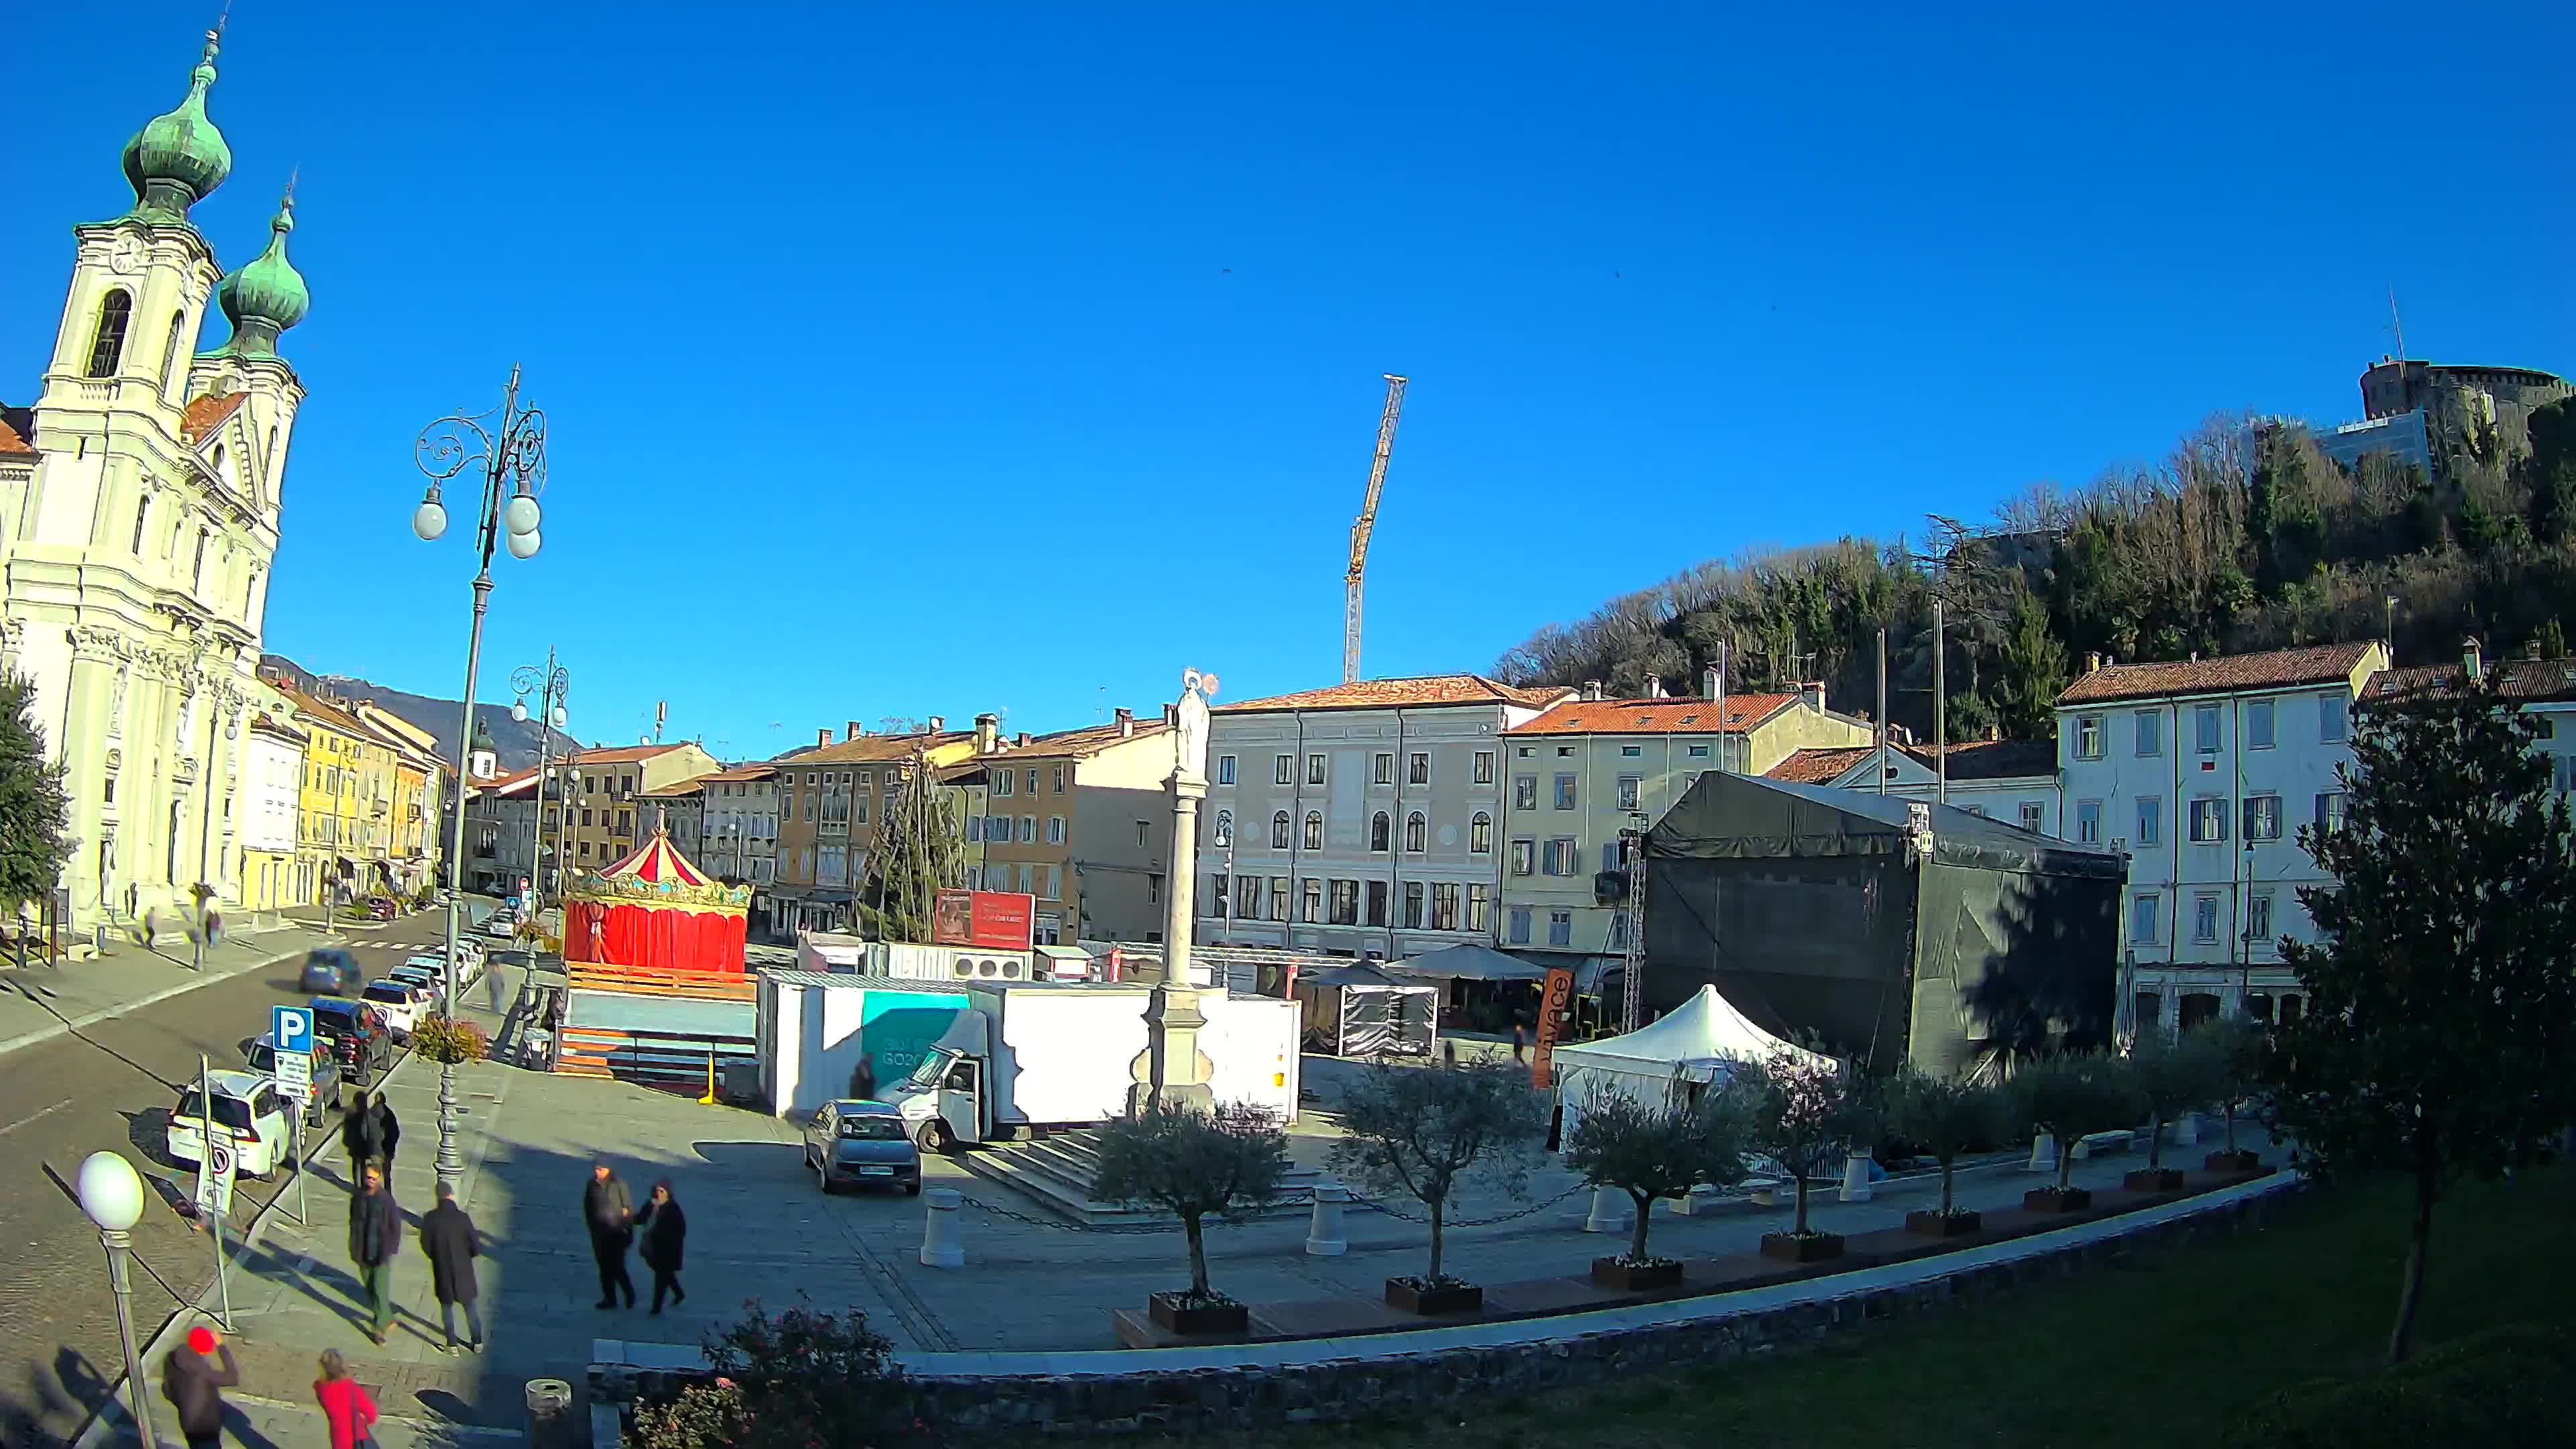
[568,811,750,913]
[598,818,708,887]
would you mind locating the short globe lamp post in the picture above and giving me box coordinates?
[413,366,548,1195]
[77,1150,159,1449]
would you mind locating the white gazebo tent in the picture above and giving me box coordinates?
[1550,983,1831,1128]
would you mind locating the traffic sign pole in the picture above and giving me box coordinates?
[199,1054,234,1331]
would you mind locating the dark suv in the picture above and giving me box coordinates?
[309,998,392,1082]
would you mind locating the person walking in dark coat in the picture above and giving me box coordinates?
[419,1180,483,1354]
[582,1163,636,1309]
[849,1055,878,1100]
[635,1180,688,1315]
[369,1091,401,1173]
[161,1326,239,1449]
[340,1095,381,1175]
[348,1163,400,1344]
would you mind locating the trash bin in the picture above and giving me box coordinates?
[525,1378,573,1449]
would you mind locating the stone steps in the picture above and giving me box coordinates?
[954,1126,1332,1227]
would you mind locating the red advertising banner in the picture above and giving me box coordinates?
[932,889,1036,950]
[1530,966,1576,1089]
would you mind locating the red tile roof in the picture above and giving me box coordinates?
[1217,674,1573,714]
[180,392,246,445]
[1907,739,2060,782]
[1507,693,1798,736]
[771,732,968,766]
[979,718,1172,761]
[2364,657,2576,705]
[0,416,32,455]
[2055,642,2379,706]
[698,763,780,783]
[1768,746,1877,784]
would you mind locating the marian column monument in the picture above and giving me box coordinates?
[1132,667,1220,1114]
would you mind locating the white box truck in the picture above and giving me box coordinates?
[758,972,977,1119]
[888,983,1302,1151]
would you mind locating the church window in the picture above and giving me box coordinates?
[131,496,151,554]
[192,529,209,591]
[88,290,133,378]
[160,311,186,395]
[211,445,225,482]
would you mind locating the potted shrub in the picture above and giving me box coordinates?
[1328,1063,1546,1316]
[1093,1102,1291,1336]
[2010,1051,2143,1212]
[1562,1069,1754,1291]
[2197,1016,2267,1173]
[2124,1026,2216,1191]
[1744,1048,1876,1263]
[1886,1065,2001,1236]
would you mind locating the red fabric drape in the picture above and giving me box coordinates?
[574,902,746,975]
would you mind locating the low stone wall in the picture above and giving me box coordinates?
[596,1179,2304,1439]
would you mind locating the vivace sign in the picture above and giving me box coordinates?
[932,890,1036,951]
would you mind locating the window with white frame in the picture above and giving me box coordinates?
[1616,775,1641,810]
[1271,811,1291,848]
[1019,815,1036,843]
[1233,873,1258,919]
[1548,910,1572,947]
[1329,879,1359,925]
[2247,890,2274,942]
[1303,812,1323,850]
[1373,753,1393,786]
[2019,801,2045,833]
[1686,742,1711,759]
[2243,794,2281,841]
[1365,879,1388,926]
[2131,893,2160,944]
[995,771,1013,798]
[2313,791,2345,835]
[1430,882,1460,930]
[1370,811,1390,852]
[1472,751,1495,784]
[1301,879,1323,923]
[1409,752,1431,786]
[2076,798,2102,843]
[1543,837,1578,875]
[1307,753,1326,786]
[1216,754,1236,786]
[1024,768,1038,795]
[2193,893,2220,944]
[1046,815,1067,845]
[1403,880,1424,928]
[2075,714,2104,759]
[1514,775,1538,810]
[1470,812,1492,853]
[1270,878,1290,920]
[1554,774,1577,810]
[2320,692,2347,743]
[1507,906,1532,945]
[2247,700,2275,750]
[2190,796,2227,843]
[2195,704,2222,753]
[2137,796,2162,846]
[1405,811,1426,852]
[1275,754,1293,785]
[1620,744,1643,758]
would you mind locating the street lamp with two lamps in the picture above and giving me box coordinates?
[413,365,549,1195]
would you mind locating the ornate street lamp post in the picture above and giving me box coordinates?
[413,366,547,1195]
[76,1151,158,1449]
[512,653,571,910]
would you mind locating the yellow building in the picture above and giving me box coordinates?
[274,682,401,904]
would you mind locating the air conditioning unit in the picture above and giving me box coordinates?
[947,952,1024,980]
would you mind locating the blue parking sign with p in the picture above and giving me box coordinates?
[274,1004,314,1056]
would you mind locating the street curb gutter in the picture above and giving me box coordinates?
[0,935,342,1062]
[68,1046,422,1449]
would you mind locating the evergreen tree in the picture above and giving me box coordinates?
[0,672,72,916]
[1992,584,2069,741]
[854,755,963,942]
[2267,669,2576,1365]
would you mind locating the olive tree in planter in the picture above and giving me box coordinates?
[1328,1063,1548,1316]
[2197,1016,2269,1173]
[1744,1049,1876,1263]
[1092,1102,1292,1336]
[1886,1065,2002,1236]
[1561,1069,1754,1291]
[2124,1026,2218,1191]
[2008,1051,2143,1212]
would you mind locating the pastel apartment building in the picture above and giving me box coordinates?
[959,708,1176,946]
[1769,736,2062,837]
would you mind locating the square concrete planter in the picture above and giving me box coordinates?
[2023,1186,2092,1213]
[1384,1277,1483,1316]
[1759,1231,1847,1263]
[1905,1209,1983,1237]
[1590,1256,1684,1291]
[2124,1167,2186,1192]
[2204,1149,2262,1173]
[1146,1291,1248,1336]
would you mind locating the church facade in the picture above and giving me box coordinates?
[0,30,311,926]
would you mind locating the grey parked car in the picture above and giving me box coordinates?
[800,1099,922,1196]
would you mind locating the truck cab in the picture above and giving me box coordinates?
[891,1011,993,1152]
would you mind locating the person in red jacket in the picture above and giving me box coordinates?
[313,1348,379,1449]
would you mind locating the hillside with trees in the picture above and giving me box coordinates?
[1493,398,2576,743]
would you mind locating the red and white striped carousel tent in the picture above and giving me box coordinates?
[561,814,752,975]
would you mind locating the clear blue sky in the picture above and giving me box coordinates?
[10,1,2569,759]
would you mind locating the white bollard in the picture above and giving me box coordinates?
[1304,1184,1349,1256]
[1838,1149,1874,1203]
[2027,1132,2057,1174]
[1583,1186,1629,1234]
[918,1187,965,1268]
[2174,1112,2200,1146]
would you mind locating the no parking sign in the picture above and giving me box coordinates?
[194,1137,236,1219]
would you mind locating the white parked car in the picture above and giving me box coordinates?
[167,1070,292,1179]
[360,978,429,1040]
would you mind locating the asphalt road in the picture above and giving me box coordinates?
[0,912,480,1448]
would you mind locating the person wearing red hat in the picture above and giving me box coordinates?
[160,1325,239,1449]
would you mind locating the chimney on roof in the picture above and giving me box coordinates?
[1801,681,1825,714]
[1114,707,1134,738]
[927,714,945,733]
[816,728,831,749]
[846,720,861,741]
[2463,635,2483,684]
[1645,675,1667,699]
[1702,666,1721,700]
[1015,731,1031,747]
[2085,651,2102,674]
[1580,680,1604,702]
[974,712,1000,755]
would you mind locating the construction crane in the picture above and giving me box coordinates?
[1343,374,1410,686]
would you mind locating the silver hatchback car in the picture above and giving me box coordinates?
[800,1099,922,1196]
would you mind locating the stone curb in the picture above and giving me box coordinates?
[70,1044,422,1449]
